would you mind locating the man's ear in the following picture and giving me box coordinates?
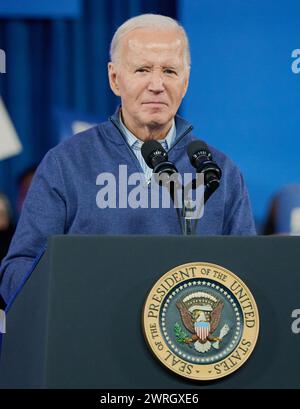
[108,62,121,97]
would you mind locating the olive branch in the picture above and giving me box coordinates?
[174,322,188,343]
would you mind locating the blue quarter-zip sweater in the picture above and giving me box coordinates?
[0,110,256,305]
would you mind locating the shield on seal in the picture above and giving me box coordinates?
[194,321,210,341]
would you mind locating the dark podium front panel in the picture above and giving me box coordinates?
[0,236,299,388]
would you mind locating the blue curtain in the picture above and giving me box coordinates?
[0,0,176,219]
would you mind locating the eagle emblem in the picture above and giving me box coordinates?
[175,291,230,353]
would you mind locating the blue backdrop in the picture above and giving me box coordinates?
[1,0,300,228]
[179,0,300,226]
[0,0,81,18]
[0,0,176,216]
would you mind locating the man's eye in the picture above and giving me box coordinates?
[164,69,177,75]
[135,68,149,73]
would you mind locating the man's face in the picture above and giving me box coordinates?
[108,28,190,138]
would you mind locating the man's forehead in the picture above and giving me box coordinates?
[120,30,185,66]
[127,37,183,52]
[122,27,185,52]
[129,58,182,68]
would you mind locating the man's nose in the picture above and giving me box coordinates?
[148,71,164,93]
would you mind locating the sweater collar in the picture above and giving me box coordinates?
[108,106,193,151]
[118,110,176,151]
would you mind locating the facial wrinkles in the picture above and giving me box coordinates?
[128,37,182,53]
[126,38,185,71]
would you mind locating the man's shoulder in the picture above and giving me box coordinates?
[207,144,239,173]
[184,132,242,177]
[33,120,117,176]
[52,123,106,153]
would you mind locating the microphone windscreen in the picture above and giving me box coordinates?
[141,140,166,168]
[187,140,210,162]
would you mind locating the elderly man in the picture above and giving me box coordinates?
[0,14,255,306]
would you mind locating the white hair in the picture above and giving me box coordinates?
[110,14,191,69]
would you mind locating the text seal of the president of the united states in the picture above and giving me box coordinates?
[142,262,259,381]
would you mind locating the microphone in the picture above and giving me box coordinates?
[141,140,178,176]
[141,140,182,226]
[187,140,222,194]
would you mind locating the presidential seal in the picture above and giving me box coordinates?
[142,262,259,381]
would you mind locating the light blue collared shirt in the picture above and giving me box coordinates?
[119,114,176,182]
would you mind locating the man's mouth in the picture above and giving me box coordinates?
[142,101,168,106]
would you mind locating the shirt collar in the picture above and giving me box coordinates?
[118,111,176,151]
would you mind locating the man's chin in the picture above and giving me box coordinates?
[142,114,171,128]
